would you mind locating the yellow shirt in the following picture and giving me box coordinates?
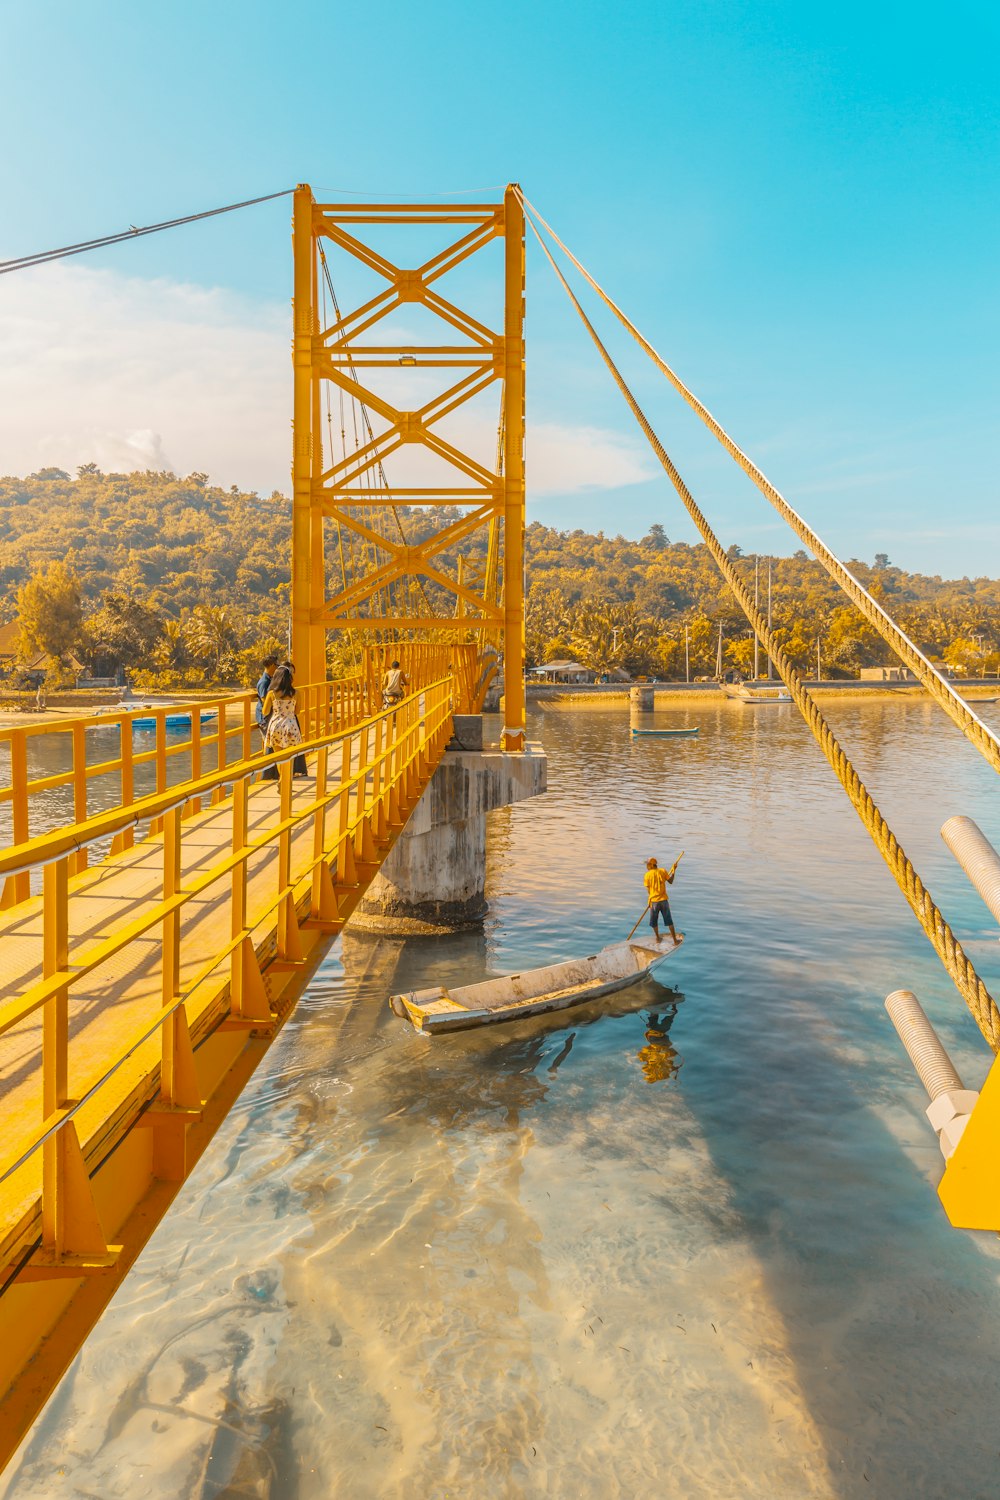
[644,866,669,903]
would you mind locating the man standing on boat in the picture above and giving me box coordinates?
[644,857,683,945]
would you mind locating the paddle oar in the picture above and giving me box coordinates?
[626,851,685,939]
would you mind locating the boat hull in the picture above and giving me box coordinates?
[630,727,699,737]
[389,936,682,1033]
[722,684,791,703]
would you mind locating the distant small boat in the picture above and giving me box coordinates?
[389,935,682,1033]
[630,726,700,737]
[133,710,217,730]
[95,704,217,730]
[723,681,792,704]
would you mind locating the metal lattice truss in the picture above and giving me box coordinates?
[290,189,526,747]
[317,207,505,629]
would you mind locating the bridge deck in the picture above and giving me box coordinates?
[0,769,339,1254]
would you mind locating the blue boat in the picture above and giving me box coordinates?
[130,709,217,730]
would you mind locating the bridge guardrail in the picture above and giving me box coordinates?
[0,676,372,905]
[0,676,452,1291]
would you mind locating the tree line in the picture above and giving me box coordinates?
[2,467,999,687]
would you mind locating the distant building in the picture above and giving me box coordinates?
[531,660,594,684]
[859,666,914,682]
[24,649,87,680]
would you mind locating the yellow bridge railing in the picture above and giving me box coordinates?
[0,675,375,906]
[0,675,454,1465]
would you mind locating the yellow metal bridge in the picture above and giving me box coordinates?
[4,180,1000,1474]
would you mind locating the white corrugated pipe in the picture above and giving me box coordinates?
[885,989,979,1159]
[940,815,1000,929]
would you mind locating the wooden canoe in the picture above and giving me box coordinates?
[389,935,682,1034]
[630,726,699,737]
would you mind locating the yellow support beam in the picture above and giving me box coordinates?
[501,184,526,750]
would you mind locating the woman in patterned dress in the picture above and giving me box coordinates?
[261,663,308,779]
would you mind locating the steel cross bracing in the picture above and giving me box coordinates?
[290,185,526,750]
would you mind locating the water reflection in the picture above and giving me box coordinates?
[636,1004,682,1084]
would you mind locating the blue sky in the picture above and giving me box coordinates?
[1,0,997,575]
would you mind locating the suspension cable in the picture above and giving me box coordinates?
[516,189,1000,782]
[526,211,1000,1053]
[0,189,294,276]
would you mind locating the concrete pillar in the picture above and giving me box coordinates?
[630,685,655,714]
[350,741,547,934]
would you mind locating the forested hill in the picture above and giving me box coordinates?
[0,467,288,618]
[1,467,999,682]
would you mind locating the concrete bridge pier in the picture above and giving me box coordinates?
[350,719,547,933]
[630,684,655,714]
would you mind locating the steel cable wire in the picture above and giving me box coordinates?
[516,190,1000,782]
[0,189,294,274]
[526,213,1000,1053]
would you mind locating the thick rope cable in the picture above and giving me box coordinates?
[526,215,1000,1053]
[516,190,1000,782]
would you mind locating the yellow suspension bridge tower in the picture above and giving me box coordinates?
[290,184,526,749]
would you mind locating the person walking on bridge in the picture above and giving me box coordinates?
[381,659,409,711]
[261,662,308,780]
[643,856,683,945]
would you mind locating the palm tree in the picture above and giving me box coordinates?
[184,605,240,681]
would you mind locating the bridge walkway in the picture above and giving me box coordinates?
[1,771,335,1246]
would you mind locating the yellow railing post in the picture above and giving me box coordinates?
[155,710,168,796]
[118,720,135,852]
[2,731,30,905]
[212,705,229,805]
[276,759,302,963]
[230,775,271,1022]
[70,723,88,875]
[159,806,199,1113]
[41,859,69,1253]
[241,696,253,763]
[38,855,115,1269]
[187,708,203,820]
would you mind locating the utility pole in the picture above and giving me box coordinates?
[716,620,723,680]
[753,556,760,679]
[766,557,773,679]
[685,625,690,684]
[816,635,821,682]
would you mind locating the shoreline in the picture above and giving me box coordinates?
[0,689,250,732]
[526,678,1000,704]
[2,679,998,732]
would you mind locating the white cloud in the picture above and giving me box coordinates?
[0,263,290,491]
[0,263,653,499]
[526,421,654,496]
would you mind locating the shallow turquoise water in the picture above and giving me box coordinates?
[5,698,1000,1498]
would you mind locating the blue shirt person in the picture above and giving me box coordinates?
[255,656,279,730]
